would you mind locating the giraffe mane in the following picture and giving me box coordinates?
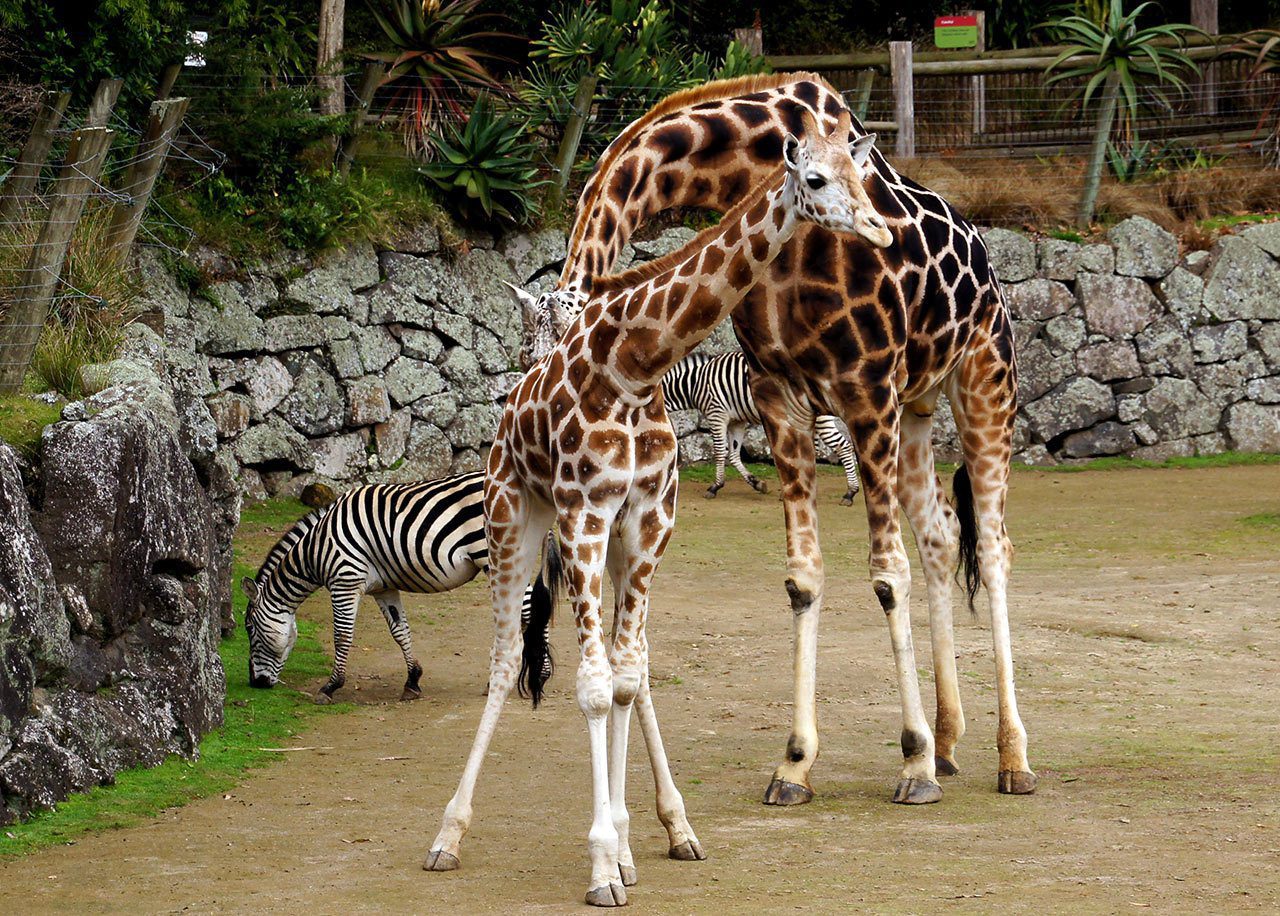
[571,72,840,256]
[590,164,786,297]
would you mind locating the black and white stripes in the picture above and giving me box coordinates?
[661,351,863,503]
[242,473,556,703]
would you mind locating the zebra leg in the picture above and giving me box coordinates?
[318,580,363,704]
[816,415,861,505]
[702,409,730,498]
[374,590,423,701]
[728,422,767,494]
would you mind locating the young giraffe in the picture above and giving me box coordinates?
[525,72,1036,805]
[423,113,892,907]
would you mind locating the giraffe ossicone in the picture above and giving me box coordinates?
[424,114,891,907]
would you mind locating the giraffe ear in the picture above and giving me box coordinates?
[783,133,802,170]
[503,281,540,339]
[850,132,877,168]
[798,106,819,138]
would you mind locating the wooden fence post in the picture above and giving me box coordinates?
[337,62,386,178]
[851,69,875,120]
[156,63,182,101]
[0,127,116,394]
[969,11,986,136]
[104,97,189,265]
[0,90,72,224]
[550,72,598,208]
[86,77,124,128]
[890,41,915,158]
[1191,0,1218,116]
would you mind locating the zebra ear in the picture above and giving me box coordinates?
[241,576,258,602]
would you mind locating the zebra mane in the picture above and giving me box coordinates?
[256,505,331,581]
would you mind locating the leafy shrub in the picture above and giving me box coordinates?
[419,94,545,225]
[364,0,514,158]
[29,314,126,400]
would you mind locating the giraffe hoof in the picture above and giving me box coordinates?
[763,778,813,806]
[423,849,460,871]
[935,755,960,777]
[585,883,627,906]
[998,769,1037,795]
[668,839,706,861]
[618,864,637,886]
[400,686,422,702]
[892,777,943,805]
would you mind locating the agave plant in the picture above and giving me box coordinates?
[1225,30,1280,168]
[419,94,546,225]
[365,0,515,158]
[1041,0,1203,226]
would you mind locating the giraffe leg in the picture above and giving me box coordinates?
[373,590,423,701]
[948,357,1036,795]
[563,528,628,907]
[729,422,766,493]
[752,386,824,806]
[635,673,704,860]
[424,498,550,872]
[898,398,965,776]
[848,403,940,805]
[317,580,363,704]
[705,410,730,499]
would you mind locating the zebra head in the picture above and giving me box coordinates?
[240,575,298,688]
[503,282,585,370]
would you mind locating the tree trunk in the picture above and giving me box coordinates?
[1077,71,1120,229]
[318,0,346,118]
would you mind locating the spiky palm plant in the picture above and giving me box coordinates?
[365,0,515,158]
[1226,30,1280,168]
[1041,0,1203,226]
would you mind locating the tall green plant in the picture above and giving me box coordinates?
[1041,0,1202,227]
[1225,30,1280,168]
[364,0,514,159]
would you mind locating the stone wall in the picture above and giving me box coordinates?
[0,327,237,824]
[983,216,1280,464]
[142,215,1280,505]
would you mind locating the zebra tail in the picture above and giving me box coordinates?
[518,532,562,708]
[952,463,980,617]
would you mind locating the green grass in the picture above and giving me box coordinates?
[0,500,341,859]
[0,394,62,462]
[1198,212,1280,233]
[1049,228,1085,242]
[1239,512,1280,531]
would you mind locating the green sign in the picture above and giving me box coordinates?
[935,15,979,49]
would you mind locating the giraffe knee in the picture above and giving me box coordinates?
[612,669,641,706]
[784,576,821,614]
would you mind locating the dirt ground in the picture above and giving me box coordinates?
[3,465,1279,914]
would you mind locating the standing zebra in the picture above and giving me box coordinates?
[241,473,558,704]
[662,351,863,504]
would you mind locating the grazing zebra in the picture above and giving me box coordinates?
[661,351,863,504]
[241,473,559,704]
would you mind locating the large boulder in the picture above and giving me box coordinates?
[1202,236,1280,321]
[1078,274,1162,338]
[1225,401,1280,452]
[1143,377,1221,440]
[1005,279,1074,321]
[1023,377,1115,441]
[980,228,1036,282]
[273,363,345,436]
[1108,216,1178,278]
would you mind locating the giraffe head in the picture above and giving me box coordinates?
[504,281,585,369]
[785,109,893,248]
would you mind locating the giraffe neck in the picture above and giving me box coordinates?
[559,74,892,292]
[591,168,797,391]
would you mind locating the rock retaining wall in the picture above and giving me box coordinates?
[145,215,1280,505]
[0,326,237,824]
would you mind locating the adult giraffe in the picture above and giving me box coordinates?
[424,115,892,906]
[532,72,1035,805]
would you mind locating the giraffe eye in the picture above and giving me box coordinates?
[806,175,827,190]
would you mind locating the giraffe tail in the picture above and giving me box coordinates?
[953,463,981,616]
[518,531,561,708]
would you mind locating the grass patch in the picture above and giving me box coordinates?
[0,394,61,462]
[1198,212,1280,232]
[0,500,339,859]
[1239,512,1280,531]
[1029,451,1280,473]
[239,496,311,532]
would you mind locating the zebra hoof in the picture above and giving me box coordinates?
[703,488,718,499]
[313,691,334,706]
[752,480,769,495]
[423,849,460,871]
[400,685,422,702]
[840,492,855,506]
[585,883,627,907]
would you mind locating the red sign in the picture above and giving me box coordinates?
[934,14,979,49]
[935,15,978,28]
